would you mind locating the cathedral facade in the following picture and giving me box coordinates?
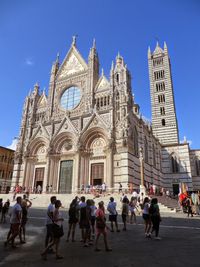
[12,38,200,194]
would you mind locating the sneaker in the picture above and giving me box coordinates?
[155,237,161,240]
[56,255,64,260]
[84,243,89,247]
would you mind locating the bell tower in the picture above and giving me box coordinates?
[148,42,179,145]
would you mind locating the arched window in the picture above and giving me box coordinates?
[171,154,179,173]
[195,159,200,176]
[144,137,148,163]
[116,73,120,85]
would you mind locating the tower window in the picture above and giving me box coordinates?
[154,70,165,81]
[160,107,165,115]
[153,57,163,67]
[161,119,165,126]
[156,82,165,92]
[158,94,165,103]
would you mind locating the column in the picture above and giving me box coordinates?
[139,147,146,195]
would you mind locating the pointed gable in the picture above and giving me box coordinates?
[95,75,110,92]
[153,42,164,55]
[56,45,88,79]
[37,92,47,108]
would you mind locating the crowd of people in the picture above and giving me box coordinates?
[41,193,162,260]
[2,191,163,260]
[179,191,200,216]
[3,186,200,257]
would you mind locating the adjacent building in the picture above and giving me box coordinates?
[0,146,14,193]
[11,38,200,194]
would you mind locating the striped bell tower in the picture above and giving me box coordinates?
[148,42,179,145]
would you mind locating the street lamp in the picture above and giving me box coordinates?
[139,147,146,196]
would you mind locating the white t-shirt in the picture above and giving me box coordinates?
[143,203,150,215]
[107,201,117,215]
[10,203,22,224]
[102,183,106,191]
[90,205,97,217]
[46,203,55,225]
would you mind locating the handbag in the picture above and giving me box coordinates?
[52,223,64,238]
[48,213,64,238]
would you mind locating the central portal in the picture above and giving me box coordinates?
[91,163,104,186]
[59,160,73,193]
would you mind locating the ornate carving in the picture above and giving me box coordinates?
[59,53,84,77]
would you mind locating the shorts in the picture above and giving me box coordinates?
[68,217,78,224]
[11,223,20,235]
[143,214,150,221]
[91,216,96,226]
[109,215,117,222]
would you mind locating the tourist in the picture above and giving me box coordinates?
[4,196,22,248]
[78,196,87,242]
[102,182,106,196]
[45,196,57,250]
[107,197,120,232]
[142,197,152,237]
[118,182,123,194]
[149,198,161,240]
[95,201,112,252]
[129,196,138,224]
[41,200,64,260]
[19,195,32,243]
[1,199,10,223]
[66,198,79,242]
[121,196,129,231]
[186,196,193,217]
[83,199,92,246]
[90,199,97,238]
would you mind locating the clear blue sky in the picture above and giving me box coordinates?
[0,0,200,148]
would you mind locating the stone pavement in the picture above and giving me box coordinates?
[0,208,200,267]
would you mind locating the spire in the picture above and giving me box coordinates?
[164,41,168,53]
[116,52,123,66]
[111,60,114,71]
[33,82,39,96]
[148,46,151,58]
[72,35,77,46]
[101,68,104,76]
[92,38,96,49]
[56,52,59,63]
[156,41,159,48]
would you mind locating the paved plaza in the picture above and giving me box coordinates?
[0,206,200,267]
